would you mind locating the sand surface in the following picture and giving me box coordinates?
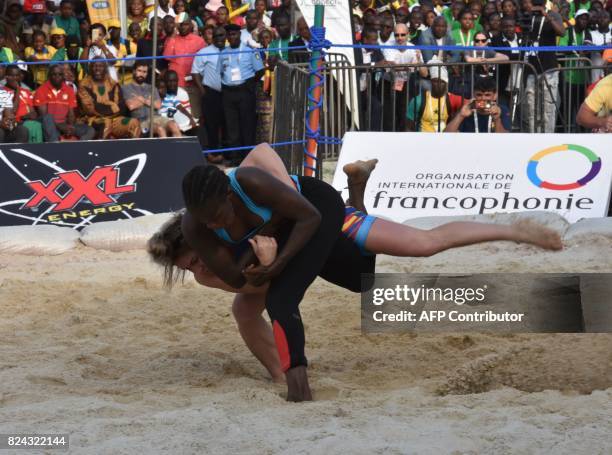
[1,230,612,454]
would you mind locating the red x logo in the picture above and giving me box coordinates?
[24,166,136,212]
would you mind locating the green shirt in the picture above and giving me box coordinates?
[0,47,15,64]
[269,36,294,61]
[54,16,81,43]
[559,28,586,85]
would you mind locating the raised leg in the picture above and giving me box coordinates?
[365,218,563,257]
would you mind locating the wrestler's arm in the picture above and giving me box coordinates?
[236,167,321,285]
[181,211,248,289]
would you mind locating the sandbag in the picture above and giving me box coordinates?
[0,225,80,255]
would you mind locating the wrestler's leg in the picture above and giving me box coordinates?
[364,218,563,257]
[232,293,285,383]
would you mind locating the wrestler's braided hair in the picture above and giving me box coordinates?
[182,165,229,211]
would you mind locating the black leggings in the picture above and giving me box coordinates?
[266,177,376,372]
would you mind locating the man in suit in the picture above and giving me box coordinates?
[418,17,460,65]
[288,17,311,65]
[491,17,521,107]
[355,27,388,131]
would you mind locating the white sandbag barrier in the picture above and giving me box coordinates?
[79,213,175,252]
[0,212,611,256]
[0,225,81,255]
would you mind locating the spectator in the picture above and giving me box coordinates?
[136,17,168,79]
[486,12,502,39]
[61,63,78,93]
[442,0,465,31]
[406,63,464,132]
[78,18,90,47]
[84,23,120,82]
[353,0,372,18]
[419,17,460,64]
[288,17,311,64]
[49,28,67,60]
[356,26,387,130]
[34,63,95,141]
[164,13,205,125]
[452,9,476,47]
[25,30,56,87]
[148,0,176,20]
[590,11,611,82]
[382,23,428,130]
[191,25,225,161]
[255,27,274,144]
[162,14,176,38]
[159,70,198,134]
[202,24,214,45]
[106,20,130,83]
[576,73,612,132]
[269,14,293,61]
[123,62,180,137]
[379,16,395,45]
[501,0,517,20]
[395,7,409,25]
[64,35,85,81]
[1,3,26,50]
[216,6,230,27]
[0,107,28,143]
[408,10,424,42]
[4,65,41,143]
[254,0,272,28]
[78,59,141,139]
[520,0,565,133]
[218,23,264,164]
[242,10,262,48]
[424,10,437,29]
[464,31,509,80]
[558,8,591,131]
[491,17,522,105]
[128,0,149,38]
[52,0,80,44]
[0,31,16,65]
[445,76,511,132]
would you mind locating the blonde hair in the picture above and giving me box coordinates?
[147,212,188,289]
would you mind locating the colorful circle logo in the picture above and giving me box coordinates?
[527,144,602,190]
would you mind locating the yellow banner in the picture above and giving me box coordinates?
[86,0,118,28]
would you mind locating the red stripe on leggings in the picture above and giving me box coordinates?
[273,320,291,372]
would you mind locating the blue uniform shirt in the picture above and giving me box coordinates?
[190,45,223,92]
[217,43,264,86]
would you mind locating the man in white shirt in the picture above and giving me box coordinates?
[148,0,176,20]
[381,23,428,130]
[590,10,611,82]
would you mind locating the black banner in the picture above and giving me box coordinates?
[0,137,204,229]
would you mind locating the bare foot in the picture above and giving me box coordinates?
[343,159,378,213]
[343,158,379,184]
[285,366,313,402]
[512,219,563,251]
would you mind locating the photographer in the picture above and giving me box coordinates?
[445,76,511,132]
[518,0,565,132]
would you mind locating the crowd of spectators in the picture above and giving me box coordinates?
[0,0,609,159]
[354,0,611,133]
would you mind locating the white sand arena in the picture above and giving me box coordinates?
[1,214,611,454]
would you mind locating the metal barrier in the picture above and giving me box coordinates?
[273,55,610,161]
[538,62,607,134]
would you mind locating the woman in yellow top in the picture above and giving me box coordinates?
[24,30,56,87]
[127,0,149,38]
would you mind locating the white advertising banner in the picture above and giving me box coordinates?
[332,133,612,223]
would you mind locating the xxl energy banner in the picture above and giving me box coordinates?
[332,132,612,223]
[0,137,203,229]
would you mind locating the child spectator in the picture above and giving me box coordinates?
[52,0,80,44]
[24,30,56,87]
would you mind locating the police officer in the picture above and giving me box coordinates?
[218,23,264,165]
[191,26,226,163]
